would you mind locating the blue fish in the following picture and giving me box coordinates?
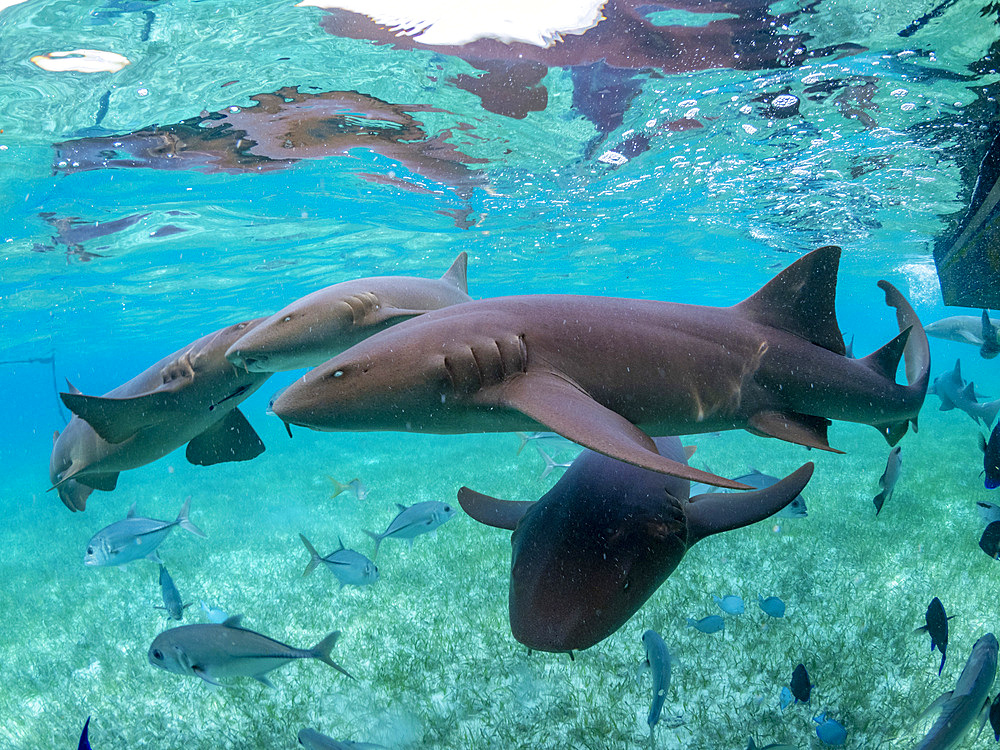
[155,564,191,620]
[363,501,455,559]
[713,594,745,615]
[300,534,379,588]
[813,713,847,745]
[79,716,92,750]
[779,686,792,711]
[981,423,1000,489]
[758,595,786,618]
[638,629,672,733]
[686,615,725,633]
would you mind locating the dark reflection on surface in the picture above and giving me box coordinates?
[53,87,489,204]
[315,0,863,148]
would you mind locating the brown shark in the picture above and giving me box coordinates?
[270,246,930,490]
[225,252,472,372]
[458,436,813,652]
[50,319,272,511]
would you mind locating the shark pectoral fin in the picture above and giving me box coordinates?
[687,463,814,543]
[363,305,428,327]
[498,373,751,490]
[185,408,265,466]
[60,391,178,444]
[747,411,842,453]
[457,487,534,530]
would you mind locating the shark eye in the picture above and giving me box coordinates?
[333,370,344,378]
[282,315,292,323]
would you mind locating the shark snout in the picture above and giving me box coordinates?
[225,347,268,372]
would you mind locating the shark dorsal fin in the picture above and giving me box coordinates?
[65,379,83,396]
[860,327,911,381]
[735,246,845,355]
[440,251,469,294]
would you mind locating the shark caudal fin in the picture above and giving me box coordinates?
[441,251,469,294]
[871,280,931,445]
[734,246,846,355]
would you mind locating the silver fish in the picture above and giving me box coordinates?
[84,496,205,566]
[329,477,368,502]
[300,534,379,588]
[911,632,997,750]
[516,431,574,455]
[298,728,387,749]
[638,629,672,733]
[199,601,229,624]
[147,615,352,687]
[363,500,455,558]
[873,446,902,515]
[155,564,190,620]
[535,444,576,481]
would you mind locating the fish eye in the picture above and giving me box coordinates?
[86,547,93,555]
[443,505,452,512]
[152,649,163,660]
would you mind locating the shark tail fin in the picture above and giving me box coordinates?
[734,246,845,355]
[687,463,814,544]
[982,399,1000,427]
[175,496,207,538]
[299,534,321,577]
[310,630,353,679]
[441,251,469,294]
[870,280,931,445]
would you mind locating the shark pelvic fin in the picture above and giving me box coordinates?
[497,372,752,490]
[185,408,264,466]
[735,246,845,355]
[747,410,841,453]
[457,487,534,530]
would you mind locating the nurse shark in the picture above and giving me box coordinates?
[458,436,813,652]
[271,246,930,489]
[50,319,272,511]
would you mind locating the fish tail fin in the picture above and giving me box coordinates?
[175,495,207,538]
[311,630,354,679]
[873,490,889,515]
[328,477,347,499]
[515,432,530,455]
[536,444,557,480]
[299,534,321,577]
[362,528,382,559]
[440,251,469,294]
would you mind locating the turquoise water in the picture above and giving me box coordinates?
[2,0,1000,747]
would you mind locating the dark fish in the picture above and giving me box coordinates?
[791,663,812,703]
[977,501,1000,525]
[78,716,91,750]
[980,422,1000,489]
[980,521,1000,560]
[990,693,1000,741]
[915,597,953,675]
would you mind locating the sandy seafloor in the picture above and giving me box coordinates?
[3,354,1000,750]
